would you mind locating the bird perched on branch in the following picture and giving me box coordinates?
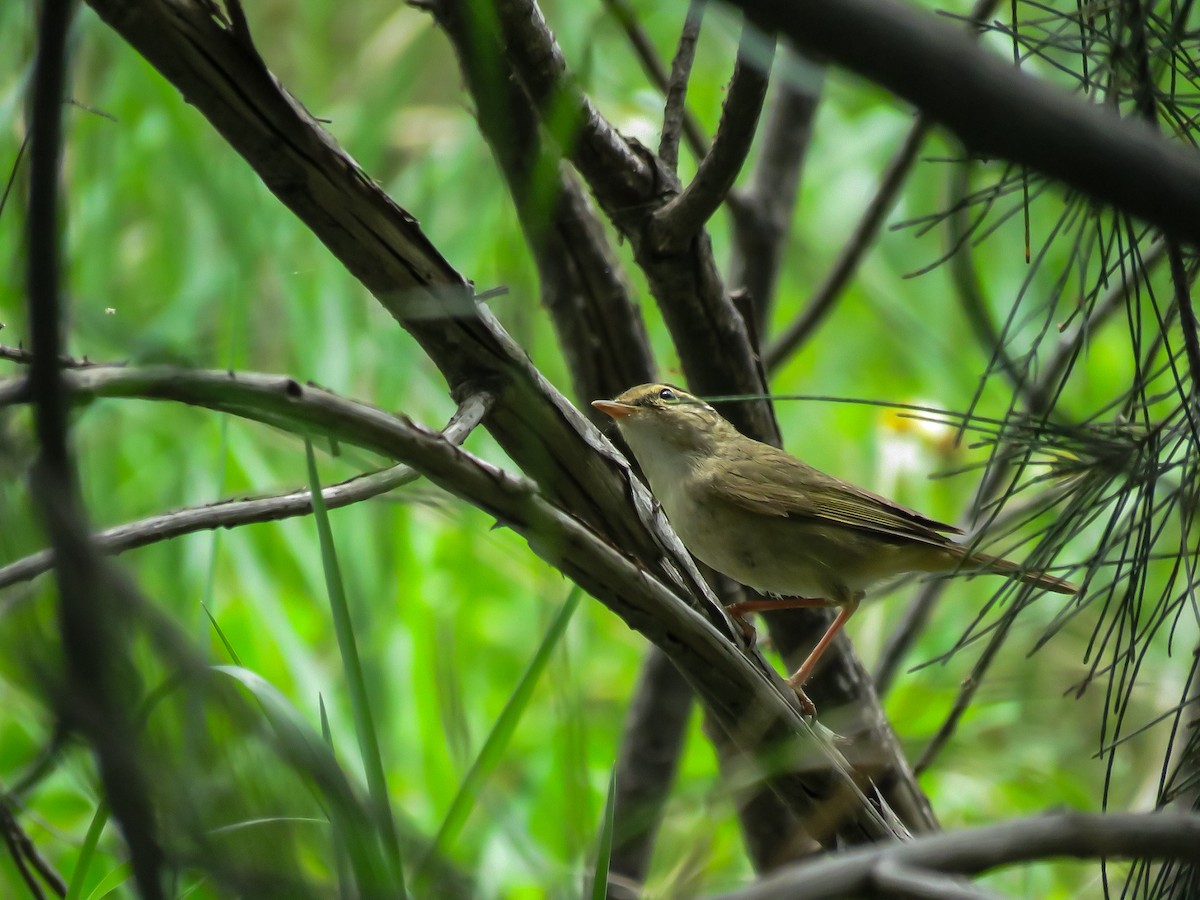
[593,383,1077,716]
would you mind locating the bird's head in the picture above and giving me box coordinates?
[592,383,727,455]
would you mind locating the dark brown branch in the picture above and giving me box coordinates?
[27,2,166,896]
[0,390,494,592]
[609,649,694,882]
[728,54,822,329]
[0,363,905,845]
[426,4,692,873]
[486,4,938,849]
[426,0,654,416]
[725,0,1200,248]
[659,0,705,173]
[601,0,708,159]
[488,0,655,213]
[711,812,1200,899]
[651,23,776,253]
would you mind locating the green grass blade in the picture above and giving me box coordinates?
[589,768,617,900]
[84,862,132,899]
[419,586,584,881]
[212,665,392,896]
[320,692,355,899]
[65,802,110,900]
[202,601,242,666]
[304,439,406,896]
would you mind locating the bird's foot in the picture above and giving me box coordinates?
[729,609,757,645]
[792,684,817,719]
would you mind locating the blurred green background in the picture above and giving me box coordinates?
[0,0,1184,896]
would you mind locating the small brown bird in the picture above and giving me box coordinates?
[593,383,1076,714]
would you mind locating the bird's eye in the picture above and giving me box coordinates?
[658,388,676,402]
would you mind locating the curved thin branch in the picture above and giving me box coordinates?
[711,812,1200,900]
[659,0,705,173]
[0,391,494,593]
[651,23,776,252]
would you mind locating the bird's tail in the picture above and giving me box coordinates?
[965,551,1078,595]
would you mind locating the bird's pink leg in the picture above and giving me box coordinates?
[785,595,862,692]
[726,596,850,718]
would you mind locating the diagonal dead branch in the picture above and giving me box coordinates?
[0,364,904,845]
[762,0,1002,371]
[425,0,654,414]
[765,120,930,371]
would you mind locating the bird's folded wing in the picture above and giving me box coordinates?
[708,452,962,545]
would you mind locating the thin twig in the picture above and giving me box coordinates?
[0,392,495,593]
[0,796,66,899]
[651,23,776,253]
[660,0,705,173]
[761,0,1004,372]
[601,0,708,159]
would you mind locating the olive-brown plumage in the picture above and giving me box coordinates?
[593,383,1075,712]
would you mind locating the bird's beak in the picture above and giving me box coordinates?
[592,399,636,420]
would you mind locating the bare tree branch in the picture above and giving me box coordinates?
[659,0,705,173]
[711,812,1200,900]
[80,0,926,853]
[761,0,999,369]
[426,0,655,418]
[426,2,695,874]
[602,0,708,159]
[0,364,906,845]
[609,648,693,882]
[492,0,777,445]
[651,23,776,253]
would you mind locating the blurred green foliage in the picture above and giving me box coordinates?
[0,0,1185,896]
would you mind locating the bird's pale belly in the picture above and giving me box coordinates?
[662,491,921,601]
